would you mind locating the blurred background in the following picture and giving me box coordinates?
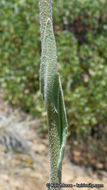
[0,0,107,189]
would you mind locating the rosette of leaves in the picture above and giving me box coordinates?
[39,0,68,189]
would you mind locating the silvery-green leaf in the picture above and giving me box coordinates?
[39,1,68,189]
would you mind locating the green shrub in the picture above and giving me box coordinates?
[0,0,41,115]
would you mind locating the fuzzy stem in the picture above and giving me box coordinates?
[39,1,68,190]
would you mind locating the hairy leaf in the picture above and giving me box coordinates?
[39,1,68,189]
